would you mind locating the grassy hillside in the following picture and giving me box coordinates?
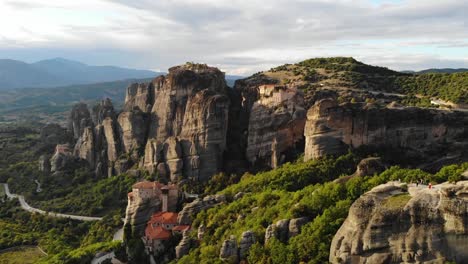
[253,57,467,104]
[177,156,468,264]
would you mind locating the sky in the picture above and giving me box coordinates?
[0,0,466,75]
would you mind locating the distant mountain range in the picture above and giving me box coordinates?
[402,68,468,74]
[0,58,161,90]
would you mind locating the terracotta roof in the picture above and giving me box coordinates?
[145,225,171,240]
[149,212,178,225]
[128,192,134,198]
[172,225,191,232]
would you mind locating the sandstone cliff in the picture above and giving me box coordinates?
[304,98,468,161]
[330,181,468,263]
[227,76,307,170]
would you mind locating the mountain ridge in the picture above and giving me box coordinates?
[0,58,161,90]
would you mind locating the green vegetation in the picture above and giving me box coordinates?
[394,72,468,104]
[267,57,468,104]
[400,95,436,108]
[0,198,124,264]
[177,157,468,264]
[0,246,46,264]
[29,173,137,216]
[382,193,411,210]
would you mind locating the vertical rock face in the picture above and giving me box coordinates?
[73,126,95,168]
[117,109,147,155]
[66,99,122,177]
[124,82,155,113]
[245,85,306,169]
[92,98,116,125]
[143,63,230,182]
[68,103,93,140]
[330,181,468,264]
[304,98,468,161]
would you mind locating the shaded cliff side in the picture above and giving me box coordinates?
[304,98,468,163]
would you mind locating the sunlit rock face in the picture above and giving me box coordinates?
[304,98,468,161]
[143,63,230,182]
[66,63,231,181]
[245,84,306,169]
[330,181,468,264]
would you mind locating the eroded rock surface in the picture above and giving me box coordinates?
[330,181,468,263]
[305,98,468,161]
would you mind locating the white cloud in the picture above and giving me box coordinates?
[0,0,466,74]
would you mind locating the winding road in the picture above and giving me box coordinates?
[2,183,102,221]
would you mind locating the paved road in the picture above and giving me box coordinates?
[2,183,102,221]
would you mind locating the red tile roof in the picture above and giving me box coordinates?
[145,225,171,240]
[149,212,178,225]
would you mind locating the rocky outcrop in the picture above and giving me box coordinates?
[175,230,192,259]
[143,64,230,182]
[92,98,117,124]
[117,109,147,155]
[177,194,225,225]
[220,236,239,263]
[330,181,468,263]
[245,85,306,168]
[239,230,256,260]
[265,219,290,243]
[73,126,95,168]
[124,82,154,113]
[288,217,310,238]
[304,98,468,161]
[68,103,93,140]
[124,194,162,236]
[355,157,386,176]
[38,154,51,173]
[50,144,75,172]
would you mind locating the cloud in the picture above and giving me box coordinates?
[0,0,466,74]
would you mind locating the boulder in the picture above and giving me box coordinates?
[355,157,386,176]
[219,236,238,263]
[239,230,256,260]
[288,217,310,238]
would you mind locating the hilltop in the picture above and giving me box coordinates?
[244,57,468,105]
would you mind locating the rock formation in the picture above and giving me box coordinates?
[239,230,256,260]
[175,230,192,259]
[355,157,386,177]
[50,144,75,173]
[220,236,239,263]
[330,181,468,263]
[177,194,226,225]
[245,85,306,168]
[68,103,93,140]
[143,64,230,182]
[304,98,468,161]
